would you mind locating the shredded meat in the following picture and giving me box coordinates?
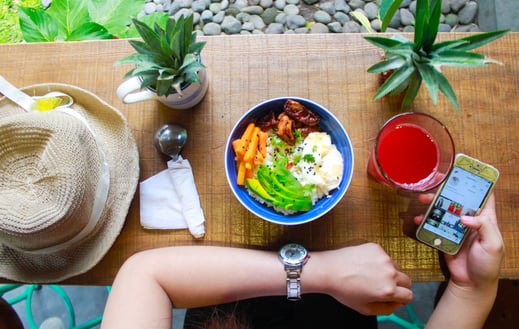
[298,126,321,139]
[284,99,320,126]
[276,113,296,145]
[256,111,278,131]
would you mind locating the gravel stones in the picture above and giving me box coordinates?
[139,0,481,35]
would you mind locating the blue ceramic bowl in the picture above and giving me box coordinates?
[225,97,354,225]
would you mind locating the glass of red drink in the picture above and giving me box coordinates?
[367,112,455,192]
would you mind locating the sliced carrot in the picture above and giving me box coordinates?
[245,167,254,179]
[255,150,264,164]
[233,123,255,158]
[237,161,246,186]
[243,127,260,163]
[232,139,243,159]
[258,131,268,158]
[240,123,255,145]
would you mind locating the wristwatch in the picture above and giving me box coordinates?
[279,243,309,301]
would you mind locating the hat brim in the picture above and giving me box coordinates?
[0,83,139,283]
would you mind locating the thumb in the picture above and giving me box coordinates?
[460,213,502,254]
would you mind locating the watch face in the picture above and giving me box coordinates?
[280,243,308,266]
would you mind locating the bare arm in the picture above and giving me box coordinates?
[415,194,503,329]
[101,243,413,329]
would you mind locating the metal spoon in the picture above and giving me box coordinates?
[153,124,188,161]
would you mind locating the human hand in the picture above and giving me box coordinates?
[414,193,504,289]
[307,243,413,315]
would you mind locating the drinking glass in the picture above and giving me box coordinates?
[367,112,455,192]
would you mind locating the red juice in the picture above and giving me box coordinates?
[377,124,439,186]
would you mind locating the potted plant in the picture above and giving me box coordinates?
[115,14,208,110]
[364,0,509,111]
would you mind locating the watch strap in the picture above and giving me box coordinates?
[286,269,301,301]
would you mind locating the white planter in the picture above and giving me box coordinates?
[116,69,208,110]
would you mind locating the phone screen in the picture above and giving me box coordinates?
[421,166,494,244]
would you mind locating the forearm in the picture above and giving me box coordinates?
[101,246,290,329]
[101,244,411,328]
[426,280,498,329]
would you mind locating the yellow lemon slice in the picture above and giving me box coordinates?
[33,97,63,112]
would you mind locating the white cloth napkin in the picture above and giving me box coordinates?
[139,156,205,238]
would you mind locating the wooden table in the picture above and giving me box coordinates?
[1,33,518,284]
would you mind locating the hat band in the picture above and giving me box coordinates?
[8,107,111,254]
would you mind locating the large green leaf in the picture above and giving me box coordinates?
[422,0,442,52]
[131,18,171,65]
[364,35,409,50]
[431,50,490,67]
[413,0,428,51]
[116,12,168,38]
[379,0,403,32]
[373,65,415,101]
[432,69,460,111]
[47,0,90,38]
[66,22,113,41]
[401,71,422,110]
[88,0,144,37]
[367,56,406,74]
[18,6,58,42]
[416,62,439,105]
[453,29,510,51]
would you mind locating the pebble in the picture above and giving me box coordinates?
[458,1,477,25]
[314,10,332,24]
[128,0,480,35]
[310,22,328,33]
[266,22,285,33]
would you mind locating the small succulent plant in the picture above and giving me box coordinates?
[115,14,206,97]
[364,0,509,111]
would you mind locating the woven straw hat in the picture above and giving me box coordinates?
[0,83,139,283]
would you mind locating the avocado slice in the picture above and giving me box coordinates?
[246,178,275,203]
[254,164,313,211]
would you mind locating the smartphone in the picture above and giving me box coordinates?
[416,153,499,254]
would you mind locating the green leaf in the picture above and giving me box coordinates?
[401,71,422,110]
[390,78,410,96]
[65,22,113,41]
[367,56,406,73]
[416,62,439,105]
[121,12,168,38]
[47,0,90,38]
[431,49,489,67]
[422,0,442,52]
[88,0,145,37]
[385,43,415,57]
[373,65,415,101]
[350,11,373,32]
[18,6,58,42]
[379,0,403,32]
[413,0,428,51]
[453,29,510,51]
[364,35,409,50]
[432,69,460,111]
[131,18,171,65]
[430,39,470,52]
[189,41,206,54]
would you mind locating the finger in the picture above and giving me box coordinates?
[389,286,414,304]
[395,270,412,289]
[417,193,435,204]
[461,212,503,253]
[478,193,497,225]
[413,214,424,225]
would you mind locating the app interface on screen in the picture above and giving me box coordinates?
[423,166,493,243]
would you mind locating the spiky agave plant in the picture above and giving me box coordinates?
[364,0,509,111]
[116,15,206,97]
